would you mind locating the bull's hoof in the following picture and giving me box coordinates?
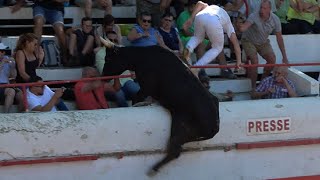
[133,101,152,107]
[146,168,158,177]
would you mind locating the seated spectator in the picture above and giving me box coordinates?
[274,0,299,34]
[74,0,112,18]
[96,32,140,107]
[158,12,184,57]
[96,31,119,74]
[287,0,320,34]
[69,17,95,66]
[14,33,44,83]
[95,14,122,50]
[27,76,68,112]
[177,0,208,60]
[127,12,167,48]
[251,66,297,99]
[0,44,23,113]
[75,67,120,110]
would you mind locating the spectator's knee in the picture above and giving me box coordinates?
[5,88,16,98]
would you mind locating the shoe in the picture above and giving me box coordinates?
[221,68,237,79]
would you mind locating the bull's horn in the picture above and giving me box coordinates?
[100,36,114,48]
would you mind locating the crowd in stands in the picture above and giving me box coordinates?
[1,0,317,112]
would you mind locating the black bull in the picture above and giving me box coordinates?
[103,45,220,174]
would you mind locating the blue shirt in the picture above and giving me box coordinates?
[0,56,14,84]
[130,24,159,47]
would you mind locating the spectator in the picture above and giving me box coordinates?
[95,14,122,49]
[287,0,320,34]
[274,0,299,34]
[127,12,167,48]
[158,12,184,57]
[0,44,23,113]
[176,0,208,60]
[11,0,69,65]
[74,66,119,110]
[27,76,68,112]
[74,0,112,18]
[252,66,296,99]
[14,33,44,83]
[136,0,171,28]
[237,0,289,89]
[182,1,242,72]
[96,31,140,107]
[96,31,119,74]
[69,17,95,66]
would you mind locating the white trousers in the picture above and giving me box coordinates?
[186,14,224,66]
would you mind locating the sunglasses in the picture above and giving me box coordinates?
[142,19,152,23]
[164,19,173,22]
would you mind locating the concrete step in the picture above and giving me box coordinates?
[209,77,252,94]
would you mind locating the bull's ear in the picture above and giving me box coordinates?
[100,36,114,48]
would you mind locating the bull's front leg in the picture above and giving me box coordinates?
[147,112,192,176]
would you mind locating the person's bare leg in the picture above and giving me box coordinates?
[84,0,93,17]
[261,53,276,81]
[33,16,45,56]
[69,33,77,56]
[15,90,24,112]
[53,23,68,65]
[247,55,259,90]
[4,88,16,113]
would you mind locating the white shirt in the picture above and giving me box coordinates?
[27,85,57,112]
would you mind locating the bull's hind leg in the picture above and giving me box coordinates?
[147,112,191,176]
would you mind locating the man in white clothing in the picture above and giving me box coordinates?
[183,1,242,70]
[27,76,65,112]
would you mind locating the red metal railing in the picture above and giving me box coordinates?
[0,62,319,112]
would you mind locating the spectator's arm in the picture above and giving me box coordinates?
[229,33,242,67]
[290,0,302,12]
[114,24,123,45]
[15,50,30,82]
[305,4,318,13]
[31,89,63,112]
[10,0,25,13]
[237,20,252,32]
[275,31,288,64]
[112,78,121,91]
[127,28,142,41]
[282,78,297,97]
[177,32,184,55]
[37,46,44,66]
[251,90,271,99]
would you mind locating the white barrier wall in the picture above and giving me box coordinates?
[0,98,320,179]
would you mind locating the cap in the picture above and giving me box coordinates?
[0,43,9,50]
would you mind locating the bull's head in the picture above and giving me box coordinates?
[100,36,131,76]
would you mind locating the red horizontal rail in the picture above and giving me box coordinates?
[270,175,320,180]
[236,138,320,150]
[0,155,99,167]
[191,62,320,69]
[1,138,320,167]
